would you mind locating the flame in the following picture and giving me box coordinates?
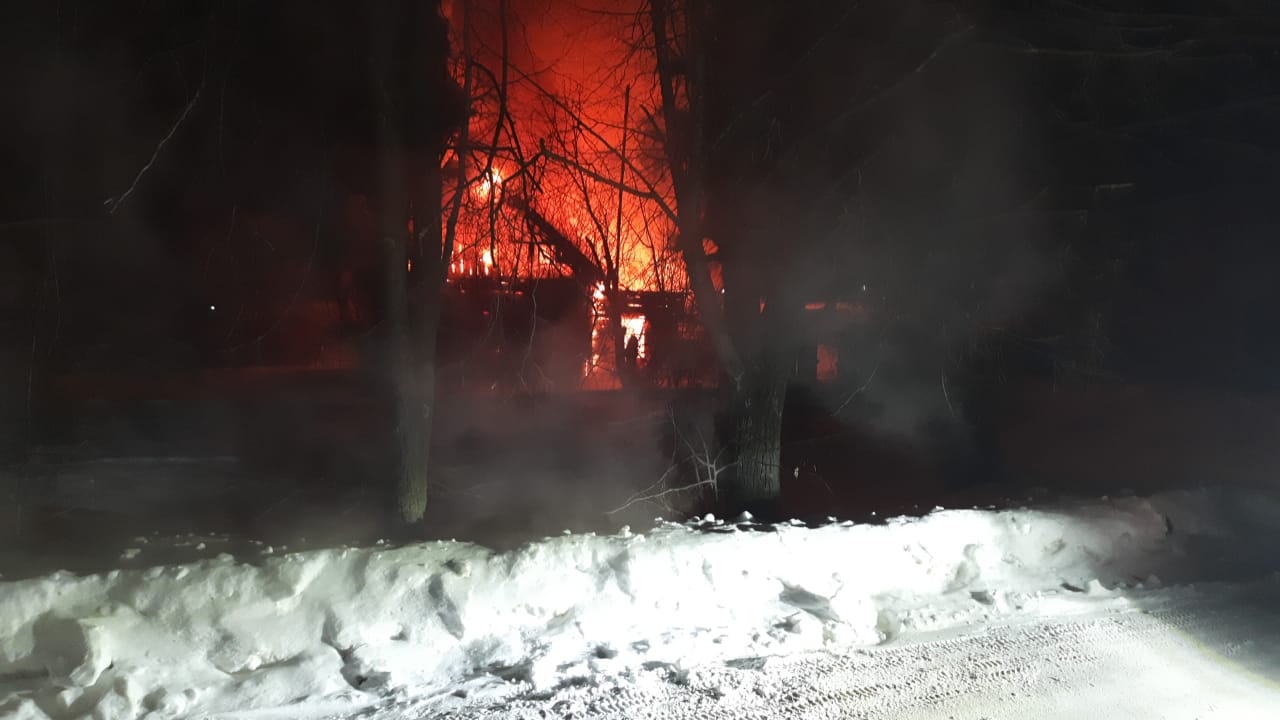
[441,1,684,294]
[586,282,608,377]
[582,283,647,382]
[621,313,647,360]
[473,168,503,201]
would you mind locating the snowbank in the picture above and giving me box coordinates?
[1,489,1275,719]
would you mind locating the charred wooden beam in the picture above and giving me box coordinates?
[506,196,607,288]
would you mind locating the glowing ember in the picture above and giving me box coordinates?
[817,344,839,383]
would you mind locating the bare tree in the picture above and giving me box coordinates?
[444,0,1280,516]
[443,6,687,389]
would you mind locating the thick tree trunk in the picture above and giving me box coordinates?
[370,0,451,525]
[379,229,412,522]
[393,306,437,523]
[649,0,785,511]
[395,390,431,522]
[724,362,787,513]
[376,158,437,524]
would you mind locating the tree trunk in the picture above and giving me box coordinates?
[724,362,787,514]
[648,0,785,511]
[370,0,454,526]
[394,304,437,523]
[378,229,412,523]
[375,149,437,523]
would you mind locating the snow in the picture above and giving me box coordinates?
[1,489,1278,719]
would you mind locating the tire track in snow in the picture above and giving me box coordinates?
[410,582,1280,720]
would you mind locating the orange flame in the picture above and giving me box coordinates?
[621,313,647,360]
[442,1,683,294]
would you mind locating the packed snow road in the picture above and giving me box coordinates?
[3,489,1280,719]
[366,581,1280,720]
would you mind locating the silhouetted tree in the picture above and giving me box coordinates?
[367,1,466,523]
[644,0,1280,508]
[1,1,462,523]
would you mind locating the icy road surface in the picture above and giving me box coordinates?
[360,581,1280,720]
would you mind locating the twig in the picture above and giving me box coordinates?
[226,221,318,352]
[941,368,957,419]
[608,474,719,516]
[106,83,204,214]
[915,25,974,73]
[607,407,730,515]
[539,148,664,202]
[833,352,880,416]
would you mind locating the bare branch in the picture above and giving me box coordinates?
[608,408,731,516]
[106,83,203,214]
[503,62,681,223]
[539,147,670,209]
[833,351,881,416]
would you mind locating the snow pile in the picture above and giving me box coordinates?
[1,489,1276,719]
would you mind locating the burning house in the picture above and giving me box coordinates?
[436,196,715,392]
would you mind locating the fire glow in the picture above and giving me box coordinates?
[585,282,648,381]
[473,168,502,201]
[622,313,647,359]
[442,0,680,295]
[440,1,691,388]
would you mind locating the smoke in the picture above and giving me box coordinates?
[703,2,1070,450]
[9,0,1209,557]
[425,387,686,546]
